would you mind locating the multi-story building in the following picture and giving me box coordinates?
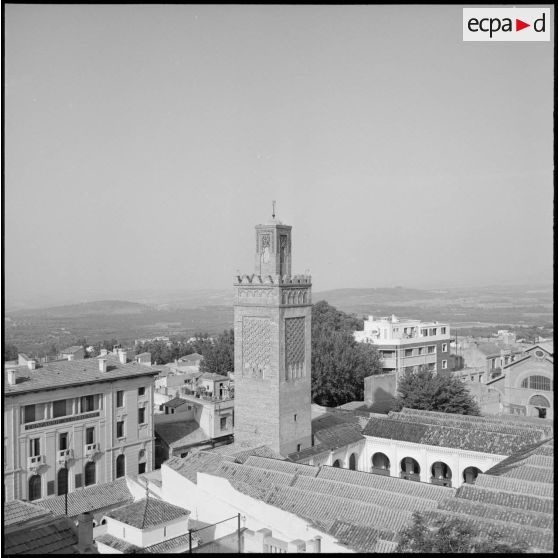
[355,315,451,376]
[3,354,159,502]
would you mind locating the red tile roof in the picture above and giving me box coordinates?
[4,516,79,554]
[3,500,53,527]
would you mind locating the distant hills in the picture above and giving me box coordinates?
[8,300,154,318]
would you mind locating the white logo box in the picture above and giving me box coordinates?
[463,7,551,42]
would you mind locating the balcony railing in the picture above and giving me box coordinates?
[400,472,421,482]
[24,411,100,431]
[27,455,45,472]
[85,443,101,459]
[371,467,391,477]
[431,477,452,487]
[57,449,74,463]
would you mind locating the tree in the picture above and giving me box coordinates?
[3,343,19,361]
[199,329,234,375]
[394,366,480,415]
[311,301,382,407]
[396,512,529,553]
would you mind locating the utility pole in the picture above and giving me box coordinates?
[237,513,241,553]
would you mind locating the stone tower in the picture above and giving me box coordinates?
[233,217,312,456]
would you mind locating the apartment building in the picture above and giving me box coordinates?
[4,354,159,502]
[355,315,451,375]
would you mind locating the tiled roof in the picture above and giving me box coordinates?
[96,533,141,553]
[243,456,319,477]
[4,516,79,554]
[35,477,133,518]
[155,420,208,449]
[4,358,159,395]
[324,520,396,553]
[105,497,189,529]
[455,484,553,514]
[209,442,285,462]
[314,422,364,448]
[311,410,362,434]
[3,500,53,527]
[363,414,545,455]
[503,464,553,484]
[373,539,399,553]
[292,475,438,512]
[199,372,229,381]
[214,461,296,489]
[482,438,553,477]
[438,497,554,530]
[474,473,553,498]
[317,466,454,501]
[162,396,189,409]
[165,451,228,483]
[138,530,199,553]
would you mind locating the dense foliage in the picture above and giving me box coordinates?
[311,301,382,407]
[3,343,19,361]
[396,512,529,553]
[198,329,234,375]
[394,366,480,415]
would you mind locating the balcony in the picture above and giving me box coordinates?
[85,443,101,460]
[400,472,421,482]
[27,455,45,472]
[57,449,74,463]
[431,477,452,487]
[371,467,391,477]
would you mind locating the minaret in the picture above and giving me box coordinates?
[233,211,312,456]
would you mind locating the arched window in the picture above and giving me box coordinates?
[28,475,41,501]
[371,452,391,476]
[431,462,452,487]
[521,376,552,391]
[332,459,342,468]
[84,461,96,486]
[57,468,68,496]
[116,455,125,478]
[400,457,420,481]
[463,466,481,484]
[529,394,551,408]
[349,453,357,471]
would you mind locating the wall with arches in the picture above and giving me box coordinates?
[362,436,505,488]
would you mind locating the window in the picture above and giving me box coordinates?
[521,376,551,391]
[297,444,302,452]
[75,473,82,488]
[421,328,428,336]
[28,475,41,501]
[116,421,124,438]
[427,363,436,372]
[429,328,437,336]
[294,414,297,422]
[442,360,448,369]
[116,391,124,408]
[138,462,146,474]
[220,417,227,431]
[85,427,95,445]
[29,438,40,457]
[418,347,425,355]
[24,405,36,424]
[138,408,146,425]
[442,343,448,352]
[138,387,145,397]
[116,455,125,478]
[53,399,67,418]
[84,461,96,486]
[428,346,435,354]
[81,395,98,413]
[57,468,68,496]
[405,349,413,357]
[59,433,68,451]
[441,327,446,334]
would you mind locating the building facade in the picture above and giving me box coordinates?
[233,218,312,456]
[4,356,159,502]
[355,315,451,376]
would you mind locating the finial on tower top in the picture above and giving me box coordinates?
[272,200,276,219]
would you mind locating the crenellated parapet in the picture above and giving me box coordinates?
[233,274,312,286]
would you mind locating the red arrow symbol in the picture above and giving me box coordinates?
[516,19,530,31]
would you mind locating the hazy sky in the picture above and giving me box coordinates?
[4,5,554,306]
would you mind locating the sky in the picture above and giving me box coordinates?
[4,5,554,307]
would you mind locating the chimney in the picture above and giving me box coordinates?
[76,512,93,552]
[67,354,74,361]
[118,350,127,365]
[7,369,17,386]
[27,360,37,370]
[99,358,107,373]
[308,536,321,553]
[100,348,108,357]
